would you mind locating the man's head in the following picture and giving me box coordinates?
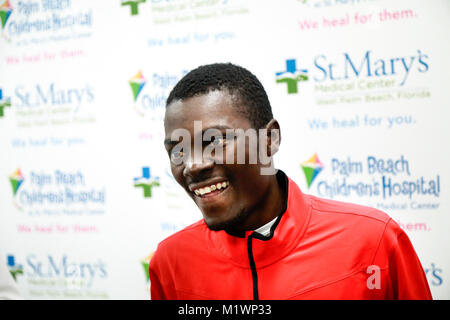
[164,63,281,232]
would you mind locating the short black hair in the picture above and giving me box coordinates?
[166,63,273,129]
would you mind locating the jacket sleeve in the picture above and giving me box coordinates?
[375,219,432,300]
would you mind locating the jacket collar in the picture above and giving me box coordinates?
[206,170,312,268]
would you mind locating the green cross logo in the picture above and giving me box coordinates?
[134,167,160,198]
[122,0,146,16]
[276,59,309,94]
[0,88,11,118]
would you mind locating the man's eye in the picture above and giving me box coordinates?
[211,136,225,146]
[170,150,184,162]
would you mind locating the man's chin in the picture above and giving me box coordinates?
[202,209,250,232]
[204,220,227,231]
[202,215,229,231]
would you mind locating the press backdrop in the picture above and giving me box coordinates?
[0,0,449,299]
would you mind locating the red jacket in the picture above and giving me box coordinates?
[149,172,432,300]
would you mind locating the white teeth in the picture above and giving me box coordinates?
[194,181,229,196]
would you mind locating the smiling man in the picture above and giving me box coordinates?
[149,63,432,300]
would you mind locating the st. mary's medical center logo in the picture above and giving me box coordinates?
[275,50,431,104]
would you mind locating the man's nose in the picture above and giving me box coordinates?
[183,156,214,178]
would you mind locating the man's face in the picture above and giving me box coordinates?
[164,90,273,231]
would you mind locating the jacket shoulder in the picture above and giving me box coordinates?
[308,195,391,224]
[154,219,206,254]
[303,195,400,270]
[305,195,395,259]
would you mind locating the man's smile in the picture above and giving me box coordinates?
[188,178,230,200]
[192,181,229,197]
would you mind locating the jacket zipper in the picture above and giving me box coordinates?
[247,234,259,300]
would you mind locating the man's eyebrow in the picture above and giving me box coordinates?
[164,138,176,147]
[165,126,233,141]
[164,125,235,146]
[202,125,233,132]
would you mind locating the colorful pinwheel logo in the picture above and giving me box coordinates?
[301,153,324,188]
[141,252,154,284]
[129,70,147,102]
[9,169,24,196]
[0,0,13,30]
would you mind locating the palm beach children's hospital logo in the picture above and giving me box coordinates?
[1,0,93,45]
[8,168,106,215]
[302,154,441,212]
[134,167,160,198]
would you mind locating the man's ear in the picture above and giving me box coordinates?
[265,119,281,157]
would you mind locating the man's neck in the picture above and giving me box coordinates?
[233,172,285,233]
